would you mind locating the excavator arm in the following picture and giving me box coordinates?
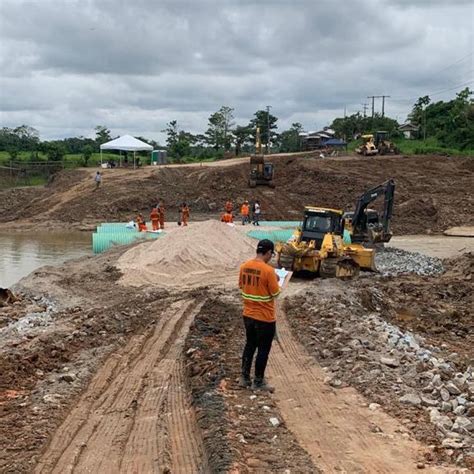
[351,179,395,242]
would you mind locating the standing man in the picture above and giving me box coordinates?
[238,239,280,391]
[252,200,261,226]
[180,202,190,226]
[240,200,250,225]
[94,171,102,190]
[150,205,160,231]
[157,200,165,230]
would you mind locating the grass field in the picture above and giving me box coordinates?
[348,137,473,157]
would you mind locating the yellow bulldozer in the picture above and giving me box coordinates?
[275,207,376,279]
[355,134,378,156]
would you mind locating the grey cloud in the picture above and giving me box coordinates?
[0,0,472,140]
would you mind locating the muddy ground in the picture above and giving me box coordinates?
[285,254,474,468]
[1,153,473,234]
[1,244,472,471]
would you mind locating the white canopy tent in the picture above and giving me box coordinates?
[100,135,153,168]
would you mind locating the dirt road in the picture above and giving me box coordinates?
[268,301,436,473]
[389,235,474,258]
[34,299,208,474]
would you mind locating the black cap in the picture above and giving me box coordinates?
[256,239,274,254]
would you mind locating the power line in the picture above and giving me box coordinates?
[432,51,473,76]
[367,95,391,117]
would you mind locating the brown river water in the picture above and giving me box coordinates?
[0,231,91,288]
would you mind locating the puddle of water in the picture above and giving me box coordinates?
[0,231,91,288]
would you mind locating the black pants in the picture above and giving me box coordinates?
[241,316,275,380]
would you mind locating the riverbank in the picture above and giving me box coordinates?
[1,221,473,472]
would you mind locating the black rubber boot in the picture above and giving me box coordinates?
[253,378,275,393]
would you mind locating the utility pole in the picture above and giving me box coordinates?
[344,105,346,118]
[367,96,375,118]
[367,95,390,117]
[361,103,368,117]
[266,105,271,154]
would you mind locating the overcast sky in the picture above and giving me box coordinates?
[0,0,472,143]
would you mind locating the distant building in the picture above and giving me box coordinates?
[398,123,419,139]
[299,127,346,151]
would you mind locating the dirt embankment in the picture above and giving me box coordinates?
[0,154,472,234]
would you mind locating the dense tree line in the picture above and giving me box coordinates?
[2,88,471,164]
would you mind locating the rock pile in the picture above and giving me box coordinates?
[375,247,444,277]
[285,285,473,465]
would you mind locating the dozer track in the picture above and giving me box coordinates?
[278,253,295,271]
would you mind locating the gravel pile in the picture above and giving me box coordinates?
[375,247,444,276]
[286,288,474,466]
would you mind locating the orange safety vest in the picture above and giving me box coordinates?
[221,212,233,223]
[241,204,249,216]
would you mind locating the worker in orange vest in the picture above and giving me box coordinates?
[150,206,160,231]
[180,202,190,226]
[158,201,165,230]
[240,200,250,225]
[136,213,147,232]
[221,211,233,223]
[225,200,233,213]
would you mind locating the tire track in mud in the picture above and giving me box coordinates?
[268,301,444,474]
[34,299,208,474]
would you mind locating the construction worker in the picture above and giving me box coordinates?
[252,200,261,226]
[220,211,233,223]
[239,239,280,392]
[136,213,147,232]
[225,200,233,213]
[240,200,250,225]
[180,202,190,226]
[150,206,160,231]
[158,201,165,230]
[94,171,102,190]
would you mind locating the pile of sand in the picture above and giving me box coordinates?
[117,220,257,288]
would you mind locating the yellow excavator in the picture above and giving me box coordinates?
[249,127,275,188]
[275,207,375,279]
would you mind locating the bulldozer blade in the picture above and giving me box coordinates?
[336,258,360,279]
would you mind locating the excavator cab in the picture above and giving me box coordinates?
[249,157,274,187]
[344,179,395,245]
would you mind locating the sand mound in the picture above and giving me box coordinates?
[118,220,257,288]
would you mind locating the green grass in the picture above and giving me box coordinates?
[346,137,473,157]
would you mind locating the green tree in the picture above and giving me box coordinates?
[45,142,67,161]
[249,110,278,152]
[277,122,303,152]
[94,125,112,146]
[205,106,235,151]
[82,145,94,167]
[162,121,192,161]
[233,125,253,156]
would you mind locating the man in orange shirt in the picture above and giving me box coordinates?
[240,200,250,225]
[150,206,160,231]
[220,211,233,223]
[238,239,280,391]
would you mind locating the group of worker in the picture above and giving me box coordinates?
[220,199,261,226]
[135,201,190,232]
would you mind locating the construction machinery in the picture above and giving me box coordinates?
[249,127,274,188]
[374,131,399,155]
[343,179,395,245]
[275,207,375,279]
[355,134,378,156]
